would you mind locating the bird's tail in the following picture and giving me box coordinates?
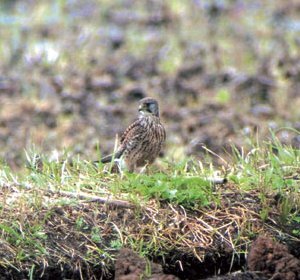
[100,154,113,163]
[94,149,124,165]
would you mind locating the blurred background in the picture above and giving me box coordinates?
[0,0,299,169]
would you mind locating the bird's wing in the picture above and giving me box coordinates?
[120,118,140,144]
[100,119,146,163]
[119,119,147,150]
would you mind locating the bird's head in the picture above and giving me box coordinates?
[138,97,159,117]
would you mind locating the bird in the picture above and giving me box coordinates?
[100,97,166,172]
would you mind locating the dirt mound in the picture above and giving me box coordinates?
[248,235,300,280]
[115,248,178,280]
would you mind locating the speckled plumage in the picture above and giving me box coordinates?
[101,97,166,172]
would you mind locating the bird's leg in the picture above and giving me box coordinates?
[139,163,150,174]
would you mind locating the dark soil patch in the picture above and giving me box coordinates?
[160,252,247,280]
[0,265,107,280]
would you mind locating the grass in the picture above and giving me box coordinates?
[229,132,300,225]
[0,135,299,278]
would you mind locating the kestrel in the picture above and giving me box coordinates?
[101,97,166,172]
